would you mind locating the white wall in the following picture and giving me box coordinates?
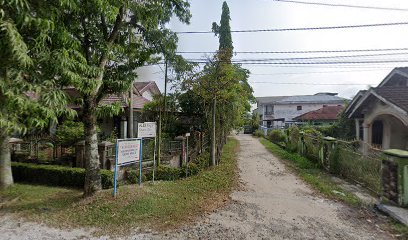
[274,103,342,122]
[142,91,153,101]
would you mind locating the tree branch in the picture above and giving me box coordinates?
[81,17,91,64]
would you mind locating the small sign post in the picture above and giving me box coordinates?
[185,133,190,177]
[113,138,142,197]
[138,122,157,182]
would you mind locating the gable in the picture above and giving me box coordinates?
[378,67,408,87]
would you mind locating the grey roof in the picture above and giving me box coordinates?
[257,94,346,105]
[276,95,345,104]
[374,86,408,112]
[256,96,288,104]
[395,67,408,75]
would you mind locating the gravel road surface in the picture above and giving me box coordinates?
[0,135,393,239]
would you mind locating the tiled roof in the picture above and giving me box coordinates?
[133,96,150,109]
[134,82,151,92]
[100,94,128,107]
[294,105,344,121]
[374,86,408,112]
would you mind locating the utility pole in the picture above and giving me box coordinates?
[128,84,134,138]
[157,59,168,166]
[211,97,216,166]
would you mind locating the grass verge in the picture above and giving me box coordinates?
[0,138,239,235]
[259,138,361,207]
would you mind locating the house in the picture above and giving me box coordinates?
[345,67,408,151]
[255,93,346,128]
[293,105,344,125]
[67,81,161,139]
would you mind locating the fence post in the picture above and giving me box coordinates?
[298,132,305,155]
[381,149,408,207]
[75,141,85,168]
[322,137,336,171]
[98,141,114,170]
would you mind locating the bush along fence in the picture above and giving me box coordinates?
[9,132,211,189]
[267,127,408,207]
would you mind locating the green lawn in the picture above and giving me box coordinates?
[0,138,239,234]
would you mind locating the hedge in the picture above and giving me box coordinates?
[11,162,114,189]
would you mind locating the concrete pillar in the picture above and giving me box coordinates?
[98,141,114,170]
[382,149,408,206]
[363,123,370,155]
[383,119,391,149]
[355,119,360,140]
[75,141,85,168]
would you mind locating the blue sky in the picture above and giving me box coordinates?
[138,0,408,99]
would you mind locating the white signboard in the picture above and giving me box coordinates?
[138,122,157,138]
[117,139,141,165]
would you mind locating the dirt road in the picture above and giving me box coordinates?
[161,134,392,239]
[0,135,393,239]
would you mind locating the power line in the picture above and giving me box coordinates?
[175,22,408,34]
[186,52,408,62]
[250,69,391,75]
[272,0,408,12]
[249,82,375,85]
[185,59,408,65]
[177,47,408,54]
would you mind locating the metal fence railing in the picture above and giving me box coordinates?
[335,141,382,194]
[280,129,383,195]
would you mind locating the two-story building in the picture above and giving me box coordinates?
[255,93,346,129]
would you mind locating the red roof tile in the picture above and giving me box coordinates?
[133,96,150,109]
[294,105,344,121]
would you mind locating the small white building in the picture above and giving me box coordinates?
[255,93,346,128]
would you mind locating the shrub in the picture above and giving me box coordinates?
[193,151,210,170]
[286,126,300,151]
[253,129,264,138]
[126,170,147,184]
[180,162,200,177]
[155,165,181,181]
[267,129,286,143]
[11,162,114,189]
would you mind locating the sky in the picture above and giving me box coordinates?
[138,0,408,99]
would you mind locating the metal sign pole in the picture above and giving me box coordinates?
[113,139,119,197]
[139,138,143,186]
[153,136,157,182]
[186,135,189,177]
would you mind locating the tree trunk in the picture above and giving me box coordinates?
[83,99,102,196]
[0,129,13,189]
[128,87,134,138]
[211,97,217,166]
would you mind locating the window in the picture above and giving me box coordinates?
[265,105,274,115]
[297,105,302,111]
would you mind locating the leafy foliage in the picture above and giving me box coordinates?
[11,162,114,189]
[56,121,85,146]
[268,129,286,143]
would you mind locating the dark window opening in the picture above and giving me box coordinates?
[297,106,302,111]
[372,120,383,146]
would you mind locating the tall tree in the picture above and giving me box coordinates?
[47,1,191,196]
[0,0,73,189]
[209,1,233,165]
